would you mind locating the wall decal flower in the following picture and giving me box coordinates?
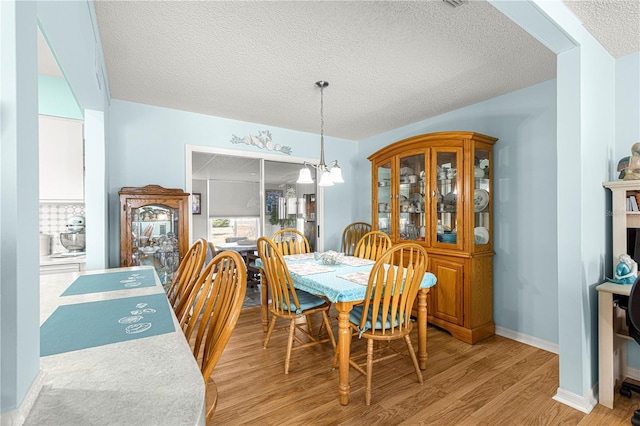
[230,130,291,155]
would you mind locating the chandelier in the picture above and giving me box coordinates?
[297,81,344,187]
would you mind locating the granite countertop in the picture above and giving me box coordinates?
[24,266,205,426]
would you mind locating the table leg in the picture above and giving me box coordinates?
[260,269,269,332]
[336,301,353,405]
[417,288,429,370]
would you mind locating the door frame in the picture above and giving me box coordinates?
[184,144,326,251]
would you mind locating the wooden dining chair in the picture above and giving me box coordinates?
[353,230,392,261]
[257,236,336,374]
[166,238,207,324]
[205,241,219,264]
[341,222,371,256]
[181,250,247,422]
[339,242,428,405]
[272,228,310,255]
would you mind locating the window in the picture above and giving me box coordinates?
[210,217,259,246]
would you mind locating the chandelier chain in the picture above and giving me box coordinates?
[317,81,327,168]
[297,80,342,186]
[320,82,324,144]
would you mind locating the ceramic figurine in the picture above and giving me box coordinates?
[611,253,638,284]
[624,142,640,180]
[618,156,630,179]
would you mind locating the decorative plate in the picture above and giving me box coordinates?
[474,227,490,244]
[474,189,489,212]
[442,191,457,212]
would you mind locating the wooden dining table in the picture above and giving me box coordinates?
[26,266,206,425]
[257,253,437,405]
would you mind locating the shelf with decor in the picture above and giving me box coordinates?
[599,180,640,408]
[369,131,497,344]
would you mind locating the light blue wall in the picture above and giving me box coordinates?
[107,100,358,267]
[0,0,40,413]
[357,80,559,345]
[37,75,82,119]
[615,53,640,163]
[618,52,640,369]
[529,0,615,400]
[1,0,110,416]
[37,1,109,112]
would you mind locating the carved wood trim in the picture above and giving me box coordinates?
[119,185,189,196]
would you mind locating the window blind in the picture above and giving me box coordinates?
[208,181,260,217]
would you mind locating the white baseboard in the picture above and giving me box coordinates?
[495,326,559,354]
[624,365,640,381]
[552,385,598,414]
[0,370,45,426]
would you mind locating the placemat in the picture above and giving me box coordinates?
[287,262,335,276]
[61,269,156,296]
[41,293,175,356]
[338,257,376,267]
[337,272,371,286]
[283,253,316,261]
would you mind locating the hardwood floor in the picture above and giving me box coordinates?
[211,306,639,425]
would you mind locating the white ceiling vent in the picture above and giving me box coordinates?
[443,0,468,8]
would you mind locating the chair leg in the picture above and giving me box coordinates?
[263,316,277,349]
[365,338,374,406]
[317,305,333,339]
[321,312,337,351]
[305,314,314,337]
[404,335,423,384]
[284,318,296,375]
[205,395,217,423]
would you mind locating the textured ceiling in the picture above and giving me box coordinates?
[563,0,640,57]
[94,0,557,140]
[87,1,637,141]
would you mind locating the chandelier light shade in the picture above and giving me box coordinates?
[297,81,344,187]
[297,166,314,184]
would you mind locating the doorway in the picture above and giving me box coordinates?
[37,26,87,261]
[186,146,323,250]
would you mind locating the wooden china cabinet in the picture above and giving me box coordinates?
[119,185,190,285]
[368,131,497,344]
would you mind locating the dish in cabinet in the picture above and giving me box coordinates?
[442,191,457,212]
[474,226,490,244]
[474,189,489,212]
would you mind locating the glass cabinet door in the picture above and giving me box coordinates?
[397,153,425,241]
[131,204,180,285]
[376,162,392,238]
[433,148,463,248]
[473,148,491,247]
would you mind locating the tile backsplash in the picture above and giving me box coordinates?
[39,203,85,254]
